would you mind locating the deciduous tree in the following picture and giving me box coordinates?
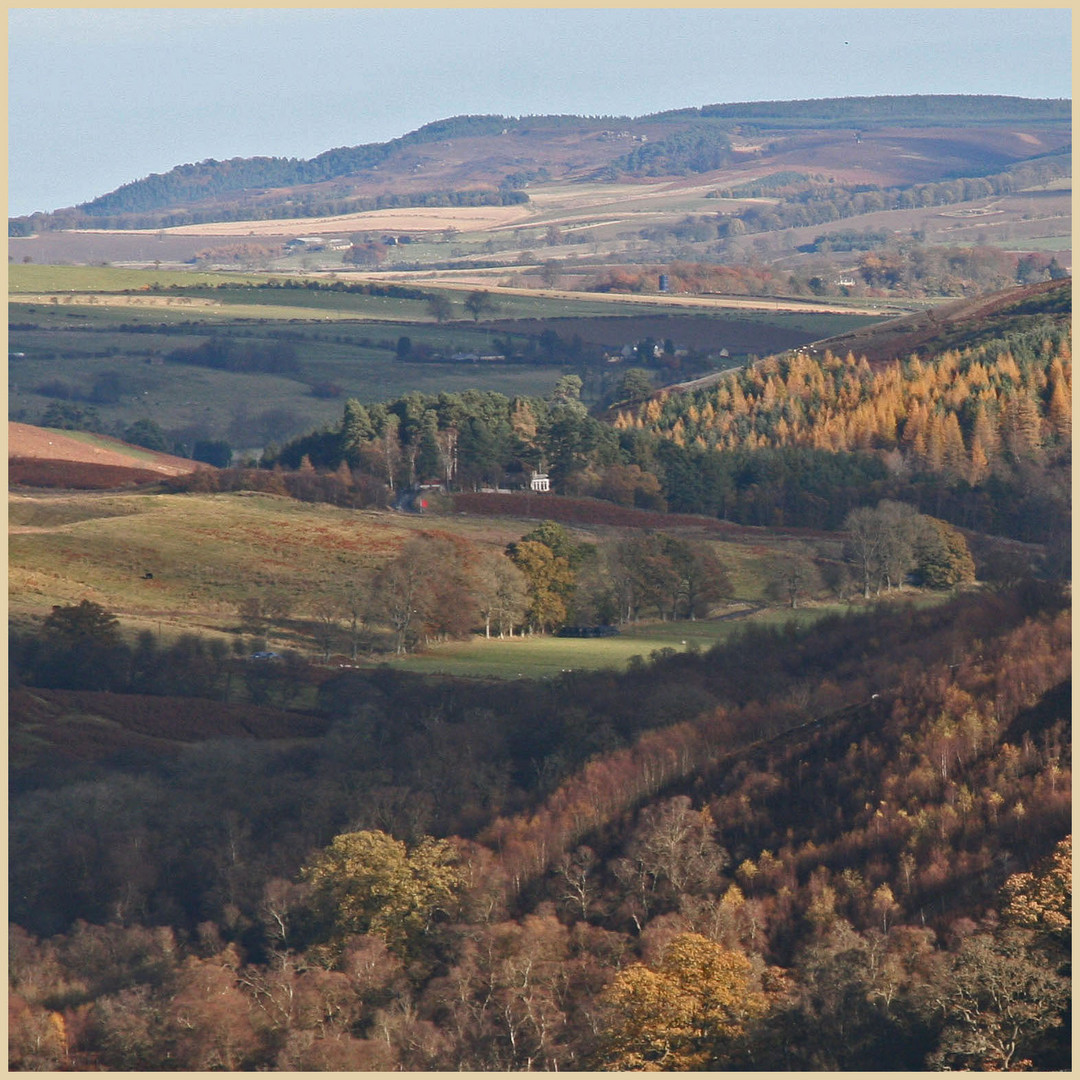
[302,830,465,960]
[595,933,768,1070]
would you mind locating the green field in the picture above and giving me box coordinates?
[10,260,880,453]
[8,264,276,293]
[999,236,1073,253]
[384,604,848,679]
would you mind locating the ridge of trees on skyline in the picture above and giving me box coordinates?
[9,95,1067,231]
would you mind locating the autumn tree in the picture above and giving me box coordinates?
[614,797,729,929]
[769,544,824,609]
[508,538,577,633]
[670,538,733,619]
[844,505,886,598]
[473,550,529,638]
[875,500,921,591]
[999,836,1071,946]
[302,830,466,960]
[369,539,435,653]
[913,516,976,589]
[368,536,479,652]
[595,933,768,1070]
[763,921,937,1071]
[843,501,922,597]
[166,948,262,1070]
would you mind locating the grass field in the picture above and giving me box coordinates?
[8,264,276,293]
[384,605,847,679]
[9,259,880,452]
[8,491,419,626]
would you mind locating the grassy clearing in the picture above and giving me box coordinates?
[31,428,179,465]
[8,489,804,649]
[9,492,409,623]
[386,603,853,679]
[998,236,1073,253]
[10,488,953,675]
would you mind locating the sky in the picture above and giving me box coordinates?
[8,7,1073,216]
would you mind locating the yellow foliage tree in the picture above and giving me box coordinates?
[1001,836,1071,943]
[595,933,768,1070]
[302,830,465,959]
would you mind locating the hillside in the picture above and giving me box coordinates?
[801,276,1072,365]
[10,96,1069,230]
[666,277,1071,395]
[9,584,1071,1069]
[8,421,207,487]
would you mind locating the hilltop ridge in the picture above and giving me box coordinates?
[10,94,1070,232]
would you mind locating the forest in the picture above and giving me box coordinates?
[9,584,1071,1069]
[224,287,1070,558]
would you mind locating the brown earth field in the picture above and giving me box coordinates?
[9,422,207,488]
[9,687,330,771]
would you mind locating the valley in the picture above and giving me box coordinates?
[8,92,1071,1073]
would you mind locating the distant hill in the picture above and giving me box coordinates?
[9,95,1070,232]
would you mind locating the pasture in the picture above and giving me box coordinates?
[8,264,272,293]
[385,605,846,680]
[9,261,880,452]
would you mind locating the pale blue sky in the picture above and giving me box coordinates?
[8,7,1073,216]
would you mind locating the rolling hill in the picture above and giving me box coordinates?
[11,96,1069,232]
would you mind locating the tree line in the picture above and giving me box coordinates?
[10,188,527,235]
[708,153,1071,243]
[204,308,1070,552]
[600,245,1068,299]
